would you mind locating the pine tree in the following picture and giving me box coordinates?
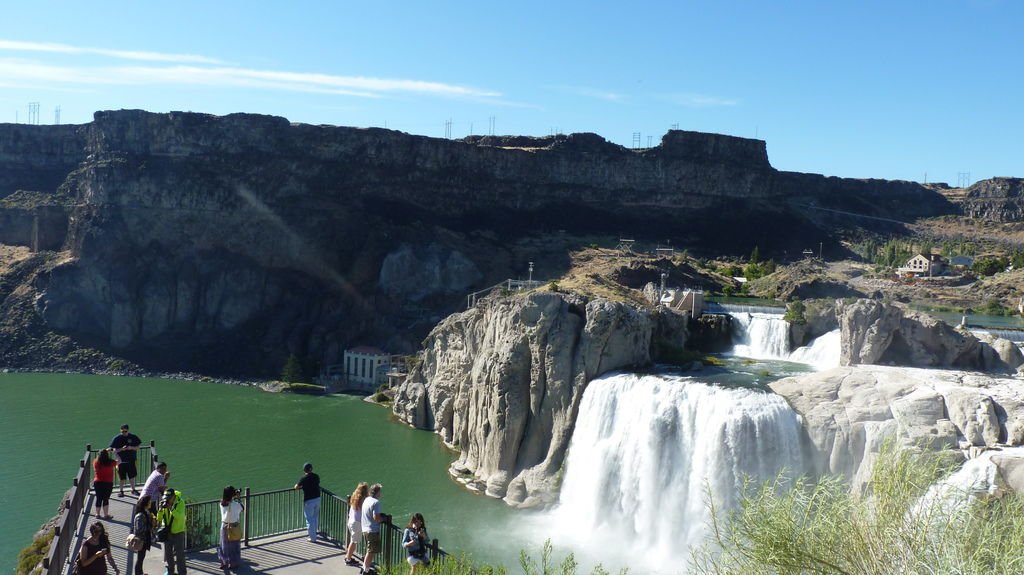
[281,354,305,383]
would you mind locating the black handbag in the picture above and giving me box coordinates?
[155,524,170,543]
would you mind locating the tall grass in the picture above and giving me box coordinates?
[379,540,624,575]
[692,446,1024,575]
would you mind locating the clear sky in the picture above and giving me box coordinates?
[1,1,1020,184]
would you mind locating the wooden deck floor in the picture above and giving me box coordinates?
[67,492,361,575]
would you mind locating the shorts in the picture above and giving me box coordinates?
[365,531,381,553]
[347,522,362,546]
[117,460,138,480]
[407,554,429,567]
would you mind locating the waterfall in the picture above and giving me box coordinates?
[913,447,1024,520]
[788,329,842,370]
[548,373,806,573]
[730,312,790,360]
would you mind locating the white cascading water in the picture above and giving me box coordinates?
[914,447,1024,518]
[548,373,806,573]
[730,312,790,360]
[788,329,842,370]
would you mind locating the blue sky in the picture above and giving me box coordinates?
[0,1,1020,183]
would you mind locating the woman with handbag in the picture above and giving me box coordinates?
[218,486,244,569]
[129,495,155,575]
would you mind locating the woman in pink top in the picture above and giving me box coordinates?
[93,449,117,520]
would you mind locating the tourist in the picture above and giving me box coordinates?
[293,462,321,543]
[361,483,389,575]
[76,521,119,575]
[402,513,430,574]
[130,495,155,575]
[218,486,244,569]
[109,424,142,496]
[344,482,369,567]
[92,448,117,519]
[139,461,169,513]
[156,488,187,575]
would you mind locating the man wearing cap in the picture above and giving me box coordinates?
[156,488,187,575]
[294,462,321,543]
[109,424,142,496]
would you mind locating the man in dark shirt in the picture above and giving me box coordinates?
[109,423,142,496]
[294,462,321,543]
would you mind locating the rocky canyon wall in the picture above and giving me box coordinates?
[0,110,965,374]
[392,292,656,507]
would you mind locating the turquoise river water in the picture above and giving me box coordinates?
[0,373,530,574]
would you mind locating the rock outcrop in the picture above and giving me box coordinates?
[771,365,1024,492]
[392,292,653,507]
[837,299,1024,373]
[961,177,1024,222]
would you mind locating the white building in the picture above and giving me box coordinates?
[897,253,946,277]
[342,346,391,392]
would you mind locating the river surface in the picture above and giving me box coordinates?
[0,373,526,574]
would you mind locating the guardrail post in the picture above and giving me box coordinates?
[431,538,439,562]
[243,487,251,547]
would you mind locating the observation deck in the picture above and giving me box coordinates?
[41,444,446,575]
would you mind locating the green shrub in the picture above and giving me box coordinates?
[16,529,54,575]
[692,444,1024,575]
[374,392,390,403]
[783,299,806,324]
[547,281,561,292]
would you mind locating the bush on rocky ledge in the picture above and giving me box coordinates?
[692,445,1024,575]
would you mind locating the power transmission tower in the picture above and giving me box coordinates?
[957,171,971,188]
[54,106,61,125]
[632,132,641,149]
[671,123,679,130]
[647,135,653,148]
[28,102,40,125]
[444,119,452,139]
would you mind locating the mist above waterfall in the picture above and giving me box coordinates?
[546,373,807,573]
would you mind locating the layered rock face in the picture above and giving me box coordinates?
[0,111,960,374]
[771,365,1024,491]
[837,299,1024,372]
[961,177,1024,222]
[392,292,652,507]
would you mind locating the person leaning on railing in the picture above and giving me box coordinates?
[360,483,390,575]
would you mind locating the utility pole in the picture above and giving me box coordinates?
[819,242,823,260]
[528,261,534,286]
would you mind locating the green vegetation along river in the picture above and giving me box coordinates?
[0,373,527,574]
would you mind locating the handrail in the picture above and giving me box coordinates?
[42,446,94,575]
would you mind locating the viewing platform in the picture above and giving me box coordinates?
[42,444,446,575]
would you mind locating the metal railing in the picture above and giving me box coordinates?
[466,278,544,309]
[42,442,159,575]
[87,442,159,483]
[183,487,447,568]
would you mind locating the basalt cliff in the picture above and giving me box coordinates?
[0,109,985,375]
[392,294,1024,507]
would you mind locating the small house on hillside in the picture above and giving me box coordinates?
[897,253,947,277]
